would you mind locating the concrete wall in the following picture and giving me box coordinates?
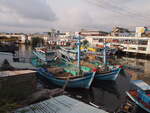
[0,52,13,65]
[0,71,37,100]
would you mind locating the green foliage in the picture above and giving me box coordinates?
[0,99,19,113]
[31,37,44,47]
[47,32,51,36]
[82,40,89,48]
[25,39,31,45]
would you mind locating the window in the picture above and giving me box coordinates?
[129,47,136,50]
[99,39,103,42]
[93,38,98,41]
[138,47,147,51]
[138,40,148,45]
[136,62,144,66]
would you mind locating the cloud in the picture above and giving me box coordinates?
[0,0,150,32]
[85,0,150,29]
[0,0,57,21]
[0,0,57,32]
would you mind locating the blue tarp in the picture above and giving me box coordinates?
[138,90,150,104]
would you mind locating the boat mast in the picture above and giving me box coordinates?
[77,35,81,75]
[103,38,107,70]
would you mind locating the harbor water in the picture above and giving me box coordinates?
[18,45,150,112]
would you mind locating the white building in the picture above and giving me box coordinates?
[85,36,150,55]
[18,35,26,44]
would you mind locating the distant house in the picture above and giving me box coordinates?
[142,27,150,37]
[111,27,132,36]
[79,30,108,36]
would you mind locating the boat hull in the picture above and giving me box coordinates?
[126,91,150,113]
[37,68,94,88]
[95,68,121,80]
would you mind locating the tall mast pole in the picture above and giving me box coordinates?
[77,35,81,75]
[103,38,107,70]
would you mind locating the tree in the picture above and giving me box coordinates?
[82,40,89,48]
[31,37,44,47]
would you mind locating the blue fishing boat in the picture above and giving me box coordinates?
[73,60,121,81]
[37,35,96,88]
[33,47,57,62]
[93,39,122,81]
[59,46,86,60]
[126,80,150,112]
[95,67,122,80]
[37,68,95,88]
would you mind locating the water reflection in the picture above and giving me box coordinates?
[90,71,130,112]
[17,44,32,58]
[66,72,130,112]
[91,81,120,112]
[117,57,150,84]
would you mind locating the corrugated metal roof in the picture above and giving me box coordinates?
[15,95,108,113]
[132,80,150,90]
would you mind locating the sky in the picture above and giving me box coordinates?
[0,0,150,33]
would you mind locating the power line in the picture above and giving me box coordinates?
[86,0,150,25]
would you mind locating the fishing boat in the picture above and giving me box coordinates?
[94,67,121,80]
[32,47,57,66]
[96,39,121,80]
[72,41,122,81]
[126,80,150,112]
[72,60,122,81]
[37,36,96,88]
[37,67,95,88]
[89,39,121,80]
[58,46,86,60]
[84,46,118,56]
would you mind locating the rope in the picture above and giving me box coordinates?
[62,77,70,91]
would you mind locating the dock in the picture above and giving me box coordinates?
[15,95,108,113]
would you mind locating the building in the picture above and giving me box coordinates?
[85,36,150,55]
[79,30,108,36]
[27,34,49,43]
[111,27,133,37]
[136,27,150,37]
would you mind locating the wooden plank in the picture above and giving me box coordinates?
[15,95,108,113]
